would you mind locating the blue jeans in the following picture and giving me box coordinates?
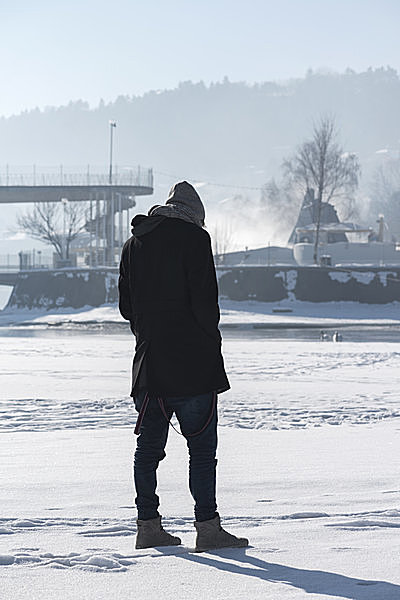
[133,390,218,522]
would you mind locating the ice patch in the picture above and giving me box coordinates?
[328,271,376,285]
[329,271,375,285]
[286,270,298,291]
[274,270,297,301]
[352,271,375,285]
[329,272,351,283]
[378,271,396,287]
[328,271,377,285]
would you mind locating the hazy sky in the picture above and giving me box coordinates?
[1,0,399,117]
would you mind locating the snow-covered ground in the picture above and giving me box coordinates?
[1,317,400,599]
[1,424,400,599]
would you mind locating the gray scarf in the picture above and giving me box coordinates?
[148,203,204,227]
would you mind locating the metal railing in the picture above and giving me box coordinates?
[0,254,19,271]
[0,252,53,272]
[0,251,125,272]
[0,165,153,188]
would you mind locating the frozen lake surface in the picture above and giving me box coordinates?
[1,319,400,599]
[1,327,400,432]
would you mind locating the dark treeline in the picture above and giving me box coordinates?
[1,67,399,188]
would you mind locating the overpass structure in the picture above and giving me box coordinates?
[0,165,154,267]
[0,165,153,203]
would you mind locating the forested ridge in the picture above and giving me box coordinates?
[1,67,398,187]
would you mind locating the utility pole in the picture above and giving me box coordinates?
[313,189,323,265]
[89,194,93,267]
[95,192,99,267]
[61,198,69,261]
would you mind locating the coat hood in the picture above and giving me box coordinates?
[130,182,205,236]
[166,181,205,226]
[148,181,205,228]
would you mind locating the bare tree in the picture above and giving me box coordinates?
[210,220,235,262]
[18,200,88,259]
[283,116,360,263]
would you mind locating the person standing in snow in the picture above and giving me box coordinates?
[118,181,249,552]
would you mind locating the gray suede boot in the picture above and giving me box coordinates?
[136,516,182,549]
[194,515,249,552]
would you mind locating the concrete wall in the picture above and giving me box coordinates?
[5,265,400,311]
[6,268,119,310]
[217,266,400,304]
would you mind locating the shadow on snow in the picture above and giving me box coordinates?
[157,547,400,599]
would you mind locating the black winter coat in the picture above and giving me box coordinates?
[118,215,230,398]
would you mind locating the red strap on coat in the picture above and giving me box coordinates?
[134,392,150,435]
[157,391,216,437]
[134,391,217,437]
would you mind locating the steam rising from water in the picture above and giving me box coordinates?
[207,189,300,252]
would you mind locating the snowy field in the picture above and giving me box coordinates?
[1,331,400,432]
[1,305,400,599]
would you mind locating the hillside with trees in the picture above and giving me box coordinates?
[1,67,400,246]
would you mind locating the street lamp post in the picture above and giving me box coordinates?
[109,121,117,265]
[109,121,116,185]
